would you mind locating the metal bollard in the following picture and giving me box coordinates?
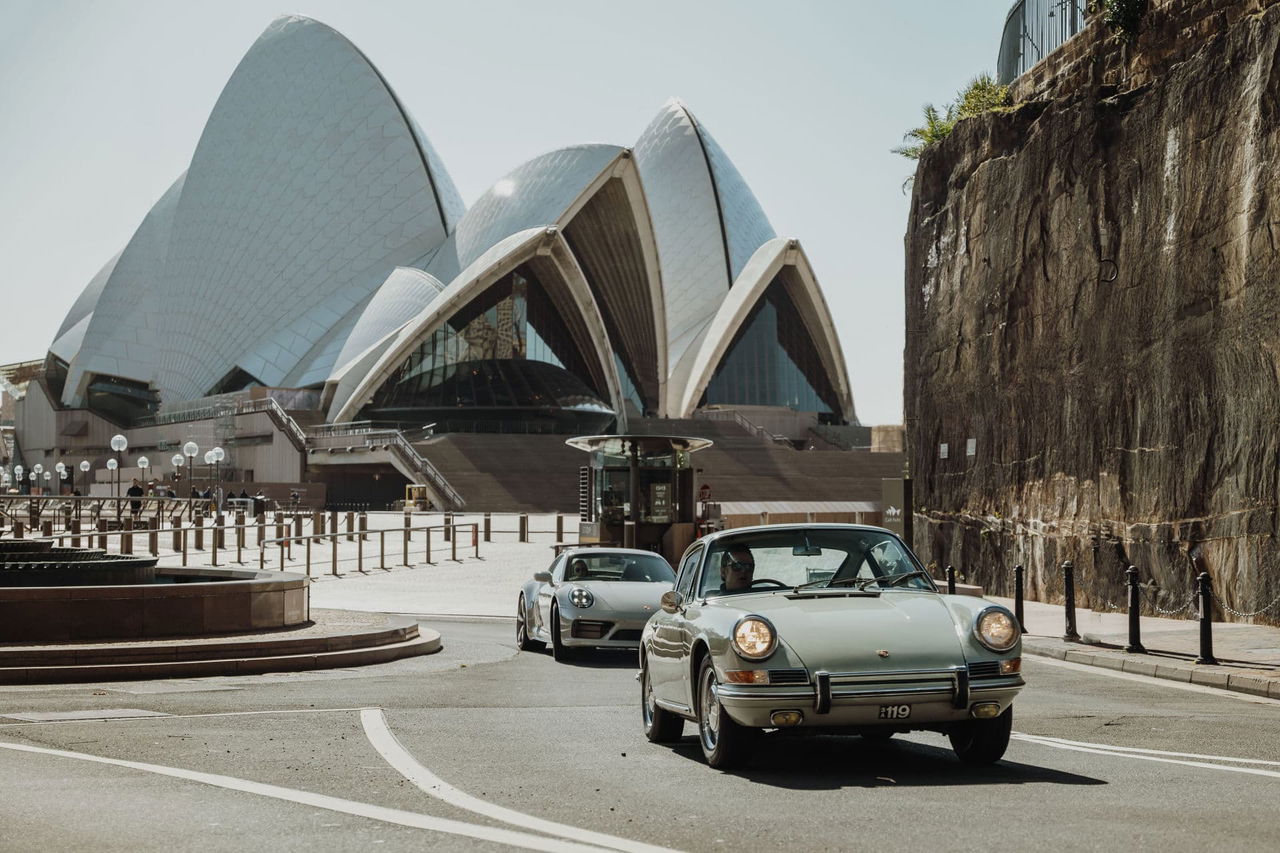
[257,513,265,547]
[71,519,81,549]
[1013,564,1026,633]
[181,526,188,567]
[236,512,245,549]
[444,512,453,542]
[195,514,205,551]
[332,534,339,576]
[305,536,312,577]
[149,517,159,556]
[451,524,457,561]
[357,528,364,573]
[122,519,133,555]
[556,514,564,543]
[294,513,303,539]
[12,521,22,539]
[315,510,325,535]
[330,511,338,542]
[403,523,410,566]
[473,523,480,558]
[359,512,368,541]
[41,519,53,537]
[946,565,956,595]
[519,513,529,543]
[215,514,225,550]
[346,511,354,542]
[1125,565,1146,654]
[484,512,491,542]
[1062,560,1081,642]
[403,508,410,541]
[426,528,432,564]
[379,529,387,570]
[1196,572,1218,665]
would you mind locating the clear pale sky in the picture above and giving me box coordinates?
[0,0,1011,426]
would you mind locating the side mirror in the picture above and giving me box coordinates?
[660,590,683,613]
[534,571,553,584]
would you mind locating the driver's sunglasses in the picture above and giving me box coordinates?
[727,560,755,572]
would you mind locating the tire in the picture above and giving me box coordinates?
[696,655,753,769]
[641,654,684,743]
[516,595,544,652]
[550,603,577,662]
[949,706,1013,764]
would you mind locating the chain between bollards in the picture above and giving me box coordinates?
[1062,560,1080,642]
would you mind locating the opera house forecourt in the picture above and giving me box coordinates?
[9,15,884,510]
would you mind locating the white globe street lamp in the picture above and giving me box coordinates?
[79,459,91,498]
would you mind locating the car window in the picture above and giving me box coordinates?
[698,529,931,595]
[549,554,566,582]
[675,546,702,598]
[563,552,675,583]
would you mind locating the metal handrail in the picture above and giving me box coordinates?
[997,0,1089,85]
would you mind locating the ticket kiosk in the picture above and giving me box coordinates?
[568,435,712,565]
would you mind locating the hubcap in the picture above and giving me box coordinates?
[700,670,720,747]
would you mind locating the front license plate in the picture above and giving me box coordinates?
[878,704,911,720]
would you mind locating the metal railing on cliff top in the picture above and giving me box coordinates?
[997,0,1089,85]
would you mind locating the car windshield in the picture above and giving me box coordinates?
[564,553,675,583]
[698,529,932,597]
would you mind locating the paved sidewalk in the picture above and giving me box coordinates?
[988,595,1280,700]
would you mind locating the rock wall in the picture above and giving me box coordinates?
[905,0,1280,623]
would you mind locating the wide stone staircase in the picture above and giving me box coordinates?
[416,419,904,512]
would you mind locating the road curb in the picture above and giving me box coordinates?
[1022,636,1280,700]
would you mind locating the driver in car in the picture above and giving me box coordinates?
[715,546,755,594]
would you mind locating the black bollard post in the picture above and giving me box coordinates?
[1195,572,1218,665]
[1013,564,1026,634]
[1062,560,1081,641]
[1125,565,1146,654]
[945,565,956,595]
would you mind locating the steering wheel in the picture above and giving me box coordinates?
[749,578,788,589]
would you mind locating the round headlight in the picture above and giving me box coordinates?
[974,608,1018,652]
[569,587,594,608]
[732,616,777,660]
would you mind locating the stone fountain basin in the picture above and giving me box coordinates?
[0,567,309,643]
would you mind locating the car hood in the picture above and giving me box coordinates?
[733,591,965,672]
[568,581,672,610]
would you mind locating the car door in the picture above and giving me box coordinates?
[535,554,566,636]
[649,544,702,709]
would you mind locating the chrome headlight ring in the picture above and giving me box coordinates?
[972,606,1019,652]
[732,615,778,661]
[569,587,594,609]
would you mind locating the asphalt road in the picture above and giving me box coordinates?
[2,617,1278,852]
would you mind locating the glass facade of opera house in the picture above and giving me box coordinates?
[30,14,857,441]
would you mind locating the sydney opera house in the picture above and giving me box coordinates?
[8,16,889,510]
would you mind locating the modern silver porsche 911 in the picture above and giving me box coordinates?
[517,547,676,661]
[639,524,1024,768]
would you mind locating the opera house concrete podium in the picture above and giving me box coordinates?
[11,15,891,512]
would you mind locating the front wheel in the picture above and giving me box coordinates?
[516,595,544,652]
[641,655,683,743]
[949,706,1013,764]
[550,603,577,662]
[696,656,753,769]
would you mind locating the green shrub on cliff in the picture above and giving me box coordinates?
[893,74,1010,160]
[1088,0,1146,42]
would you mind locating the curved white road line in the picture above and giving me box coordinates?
[1015,733,1280,766]
[1012,734,1280,779]
[360,708,679,853]
[0,739,610,852]
[1026,653,1280,705]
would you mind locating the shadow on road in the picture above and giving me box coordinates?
[666,732,1106,788]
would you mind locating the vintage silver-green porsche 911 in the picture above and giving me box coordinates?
[639,524,1023,769]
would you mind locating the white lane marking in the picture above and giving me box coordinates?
[1026,653,1280,705]
[1016,733,1280,766]
[0,739,608,852]
[0,707,373,728]
[1012,734,1280,779]
[360,708,679,853]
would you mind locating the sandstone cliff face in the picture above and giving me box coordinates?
[906,0,1280,622]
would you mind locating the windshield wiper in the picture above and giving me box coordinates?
[878,571,933,589]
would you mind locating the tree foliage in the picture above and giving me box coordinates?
[1089,0,1147,42]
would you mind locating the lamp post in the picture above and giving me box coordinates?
[109,434,128,499]
[13,465,22,495]
[183,441,199,495]
[171,453,184,493]
[79,460,90,496]
[203,451,215,493]
[137,456,150,489]
[211,446,225,492]
[32,464,43,497]
[55,462,66,496]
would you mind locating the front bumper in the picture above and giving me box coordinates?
[715,665,1024,728]
[560,612,651,648]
